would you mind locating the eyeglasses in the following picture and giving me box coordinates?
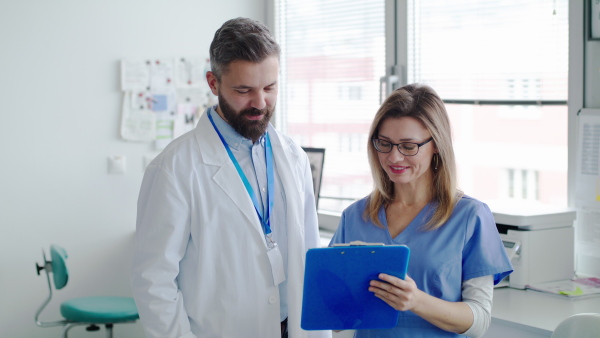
[372,137,433,156]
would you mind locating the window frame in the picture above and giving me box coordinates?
[391,0,575,208]
[270,0,583,210]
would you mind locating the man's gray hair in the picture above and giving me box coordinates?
[209,17,281,80]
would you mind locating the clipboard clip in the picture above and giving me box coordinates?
[331,240,385,247]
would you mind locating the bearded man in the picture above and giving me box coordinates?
[131,17,331,338]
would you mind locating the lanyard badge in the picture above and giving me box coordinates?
[209,111,285,285]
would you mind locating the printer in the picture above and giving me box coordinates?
[489,201,577,289]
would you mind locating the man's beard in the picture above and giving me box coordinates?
[217,92,274,143]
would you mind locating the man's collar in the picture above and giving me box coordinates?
[209,105,265,149]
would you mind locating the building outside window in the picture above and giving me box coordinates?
[275,0,569,212]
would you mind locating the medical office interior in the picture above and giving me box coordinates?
[1,0,599,337]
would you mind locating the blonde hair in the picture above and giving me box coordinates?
[365,83,463,230]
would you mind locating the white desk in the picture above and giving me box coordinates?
[329,289,600,338]
[486,287,600,337]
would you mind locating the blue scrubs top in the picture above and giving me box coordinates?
[329,195,513,338]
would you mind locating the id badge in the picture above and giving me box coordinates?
[267,243,286,286]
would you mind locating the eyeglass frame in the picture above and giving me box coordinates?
[372,137,433,156]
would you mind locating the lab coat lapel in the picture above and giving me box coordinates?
[268,125,303,248]
[268,126,310,338]
[195,111,265,241]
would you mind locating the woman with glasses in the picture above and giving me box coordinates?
[329,84,512,338]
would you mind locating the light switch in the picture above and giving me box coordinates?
[108,156,126,174]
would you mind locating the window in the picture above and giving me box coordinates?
[504,168,539,201]
[275,0,386,212]
[405,0,569,207]
[338,85,363,101]
[276,0,569,212]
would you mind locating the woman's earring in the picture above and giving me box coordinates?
[434,154,439,170]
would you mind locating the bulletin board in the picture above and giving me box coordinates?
[119,57,216,149]
[575,108,600,276]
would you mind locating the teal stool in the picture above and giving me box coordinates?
[35,245,139,338]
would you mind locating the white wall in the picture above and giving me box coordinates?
[0,1,266,337]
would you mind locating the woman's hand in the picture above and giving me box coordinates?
[368,273,423,312]
[369,273,474,334]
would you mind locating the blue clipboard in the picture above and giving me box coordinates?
[301,243,410,331]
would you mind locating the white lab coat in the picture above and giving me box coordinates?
[132,111,331,338]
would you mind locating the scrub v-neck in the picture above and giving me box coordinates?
[380,202,433,243]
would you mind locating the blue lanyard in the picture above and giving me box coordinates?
[208,111,275,238]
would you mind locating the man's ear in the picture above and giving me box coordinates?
[206,71,219,96]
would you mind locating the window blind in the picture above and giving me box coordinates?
[276,0,386,208]
[408,0,569,103]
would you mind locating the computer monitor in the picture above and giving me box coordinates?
[302,147,325,208]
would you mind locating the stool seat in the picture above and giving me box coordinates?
[60,296,139,324]
[36,245,140,337]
